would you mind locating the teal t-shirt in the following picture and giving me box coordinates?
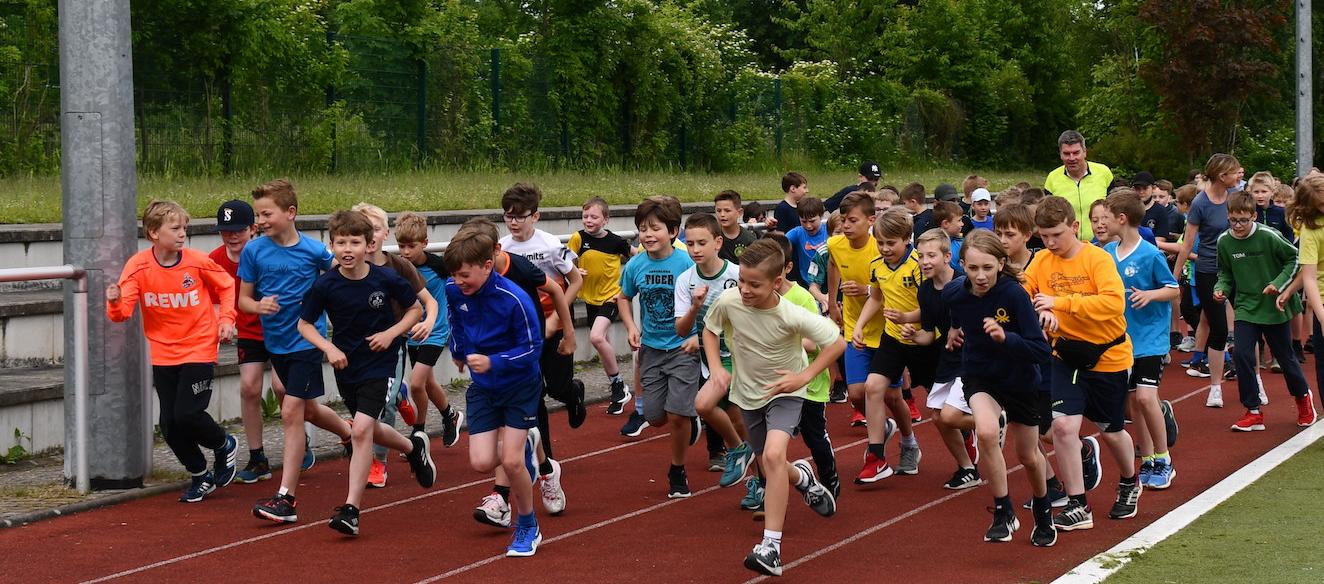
[621,248,695,350]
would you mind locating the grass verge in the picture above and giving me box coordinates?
[0,167,1041,224]
[1104,441,1324,583]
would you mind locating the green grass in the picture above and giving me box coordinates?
[0,167,1042,224]
[1105,440,1324,583]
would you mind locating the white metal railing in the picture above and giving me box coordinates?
[380,223,769,254]
[0,265,90,493]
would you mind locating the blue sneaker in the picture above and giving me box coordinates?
[1148,459,1175,490]
[506,517,542,557]
[1081,436,1102,492]
[720,442,755,488]
[1138,460,1154,487]
[214,435,238,487]
[740,476,765,510]
[235,457,272,483]
[179,472,217,503]
[301,436,315,471]
[1180,351,1206,368]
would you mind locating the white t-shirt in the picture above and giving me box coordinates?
[675,260,740,358]
[499,229,577,283]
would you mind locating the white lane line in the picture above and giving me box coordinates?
[81,433,668,583]
[1053,418,1324,583]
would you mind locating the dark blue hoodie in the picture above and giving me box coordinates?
[446,271,544,392]
[941,274,1050,392]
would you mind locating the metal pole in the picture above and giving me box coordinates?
[72,274,90,494]
[774,77,783,160]
[1298,0,1314,177]
[59,0,147,490]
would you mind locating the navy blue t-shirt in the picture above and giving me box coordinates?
[918,279,961,383]
[301,264,418,384]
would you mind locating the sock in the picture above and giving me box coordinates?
[539,459,554,476]
[413,424,426,433]
[1046,476,1063,491]
[994,495,1012,511]
[867,443,886,459]
[517,512,537,528]
[1142,454,1155,463]
[793,465,810,489]
[1069,493,1088,508]
[278,486,289,497]
[634,395,645,412]
[762,529,783,553]
[900,433,918,448]
[191,469,207,477]
[1154,451,1171,463]
[1120,474,1138,486]
[249,448,265,461]
[610,373,623,384]
[1032,495,1051,522]
[494,485,511,503]
[441,404,453,417]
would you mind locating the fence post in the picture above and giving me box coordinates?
[491,48,501,138]
[222,67,234,174]
[679,123,687,170]
[326,30,338,174]
[417,58,427,168]
[774,77,783,160]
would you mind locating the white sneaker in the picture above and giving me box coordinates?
[1177,336,1197,352]
[539,459,567,515]
[474,492,512,527]
[1206,385,1224,408]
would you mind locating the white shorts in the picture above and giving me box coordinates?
[926,378,971,415]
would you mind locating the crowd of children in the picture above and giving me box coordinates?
[108,147,1324,575]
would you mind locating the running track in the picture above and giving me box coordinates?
[2,354,1316,583]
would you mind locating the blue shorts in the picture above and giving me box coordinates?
[465,377,541,434]
[270,348,325,399]
[844,344,877,385]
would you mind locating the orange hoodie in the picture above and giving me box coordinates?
[107,248,236,366]
[1022,244,1133,373]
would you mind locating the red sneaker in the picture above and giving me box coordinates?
[964,431,979,466]
[1231,409,1265,432]
[849,409,867,427]
[397,393,418,426]
[855,452,894,484]
[1295,392,1318,427]
[368,459,388,488]
[906,396,922,422]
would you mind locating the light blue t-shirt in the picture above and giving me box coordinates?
[620,248,694,351]
[1106,239,1178,358]
[408,261,451,348]
[238,233,334,354]
[786,225,828,283]
[949,238,964,271]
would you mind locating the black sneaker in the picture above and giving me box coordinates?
[667,466,691,499]
[792,460,836,517]
[568,379,587,429]
[253,493,298,523]
[688,416,703,447]
[179,472,217,503]
[943,467,981,490]
[1161,399,1179,448]
[1031,520,1058,547]
[829,380,848,404]
[329,504,359,536]
[607,379,630,415]
[984,508,1019,542]
[1023,482,1070,510]
[824,474,841,500]
[213,435,239,487]
[1295,346,1308,364]
[1186,361,1212,378]
[406,431,437,488]
[1109,481,1142,519]
[235,457,272,484]
[442,407,465,448]
[621,411,649,437]
[1223,365,1236,381]
[744,542,782,576]
[1081,436,1102,492]
[1053,501,1093,531]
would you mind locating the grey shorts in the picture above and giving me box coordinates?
[740,397,805,455]
[639,346,701,422]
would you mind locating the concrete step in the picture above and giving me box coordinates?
[0,288,64,367]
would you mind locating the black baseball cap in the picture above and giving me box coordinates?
[859,161,882,181]
[934,183,960,202]
[1131,171,1156,187]
[216,199,255,232]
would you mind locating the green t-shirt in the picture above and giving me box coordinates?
[1214,223,1301,325]
[784,283,831,403]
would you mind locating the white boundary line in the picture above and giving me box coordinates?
[1052,418,1324,583]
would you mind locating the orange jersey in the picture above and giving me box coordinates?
[1022,245,1132,372]
[107,248,236,366]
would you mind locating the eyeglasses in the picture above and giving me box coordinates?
[503,213,534,224]
[1228,218,1253,225]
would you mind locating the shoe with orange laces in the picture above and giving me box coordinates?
[905,396,922,423]
[368,459,387,488]
[855,452,894,484]
[1231,409,1266,432]
[1295,391,1318,427]
[849,409,867,427]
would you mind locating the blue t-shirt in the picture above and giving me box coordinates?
[408,255,451,348]
[949,238,964,271]
[1106,239,1178,358]
[970,216,994,231]
[300,265,418,384]
[620,248,694,350]
[786,225,828,284]
[1187,191,1230,274]
[1093,227,1157,247]
[238,233,334,354]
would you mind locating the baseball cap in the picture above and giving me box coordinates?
[934,183,960,202]
[971,188,992,202]
[1131,171,1156,187]
[859,161,882,181]
[216,199,255,232]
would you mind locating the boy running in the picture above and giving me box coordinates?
[568,197,634,414]
[785,197,828,286]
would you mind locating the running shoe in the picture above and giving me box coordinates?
[1138,460,1153,487]
[1295,345,1308,364]
[1081,436,1102,492]
[235,457,271,484]
[1161,399,1178,447]
[855,452,894,484]
[253,493,297,523]
[667,465,691,499]
[1169,331,1182,350]
[688,417,703,447]
[849,409,867,427]
[213,434,239,487]
[1177,336,1197,353]
[1307,339,1316,354]
[525,428,541,482]
[1231,409,1265,432]
[943,467,981,490]
[1186,361,1211,378]
[607,379,631,415]
[621,412,649,437]
[1031,520,1058,547]
[1109,481,1142,519]
[302,437,316,471]
[792,459,836,517]
[1053,501,1093,531]
[1269,358,1283,373]
[1223,364,1237,381]
[329,504,359,536]
[744,541,782,576]
[707,451,726,472]
[179,472,216,503]
[506,519,542,557]
[474,492,512,527]
[1206,385,1224,408]
[1148,459,1175,490]
[962,429,979,466]
[825,474,841,500]
[539,459,567,515]
[997,410,1008,449]
[829,380,848,404]
[905,396,922,422]
[897,443,922,476]
[984,507,1019,542]
[442,406,465,448]
[1297,391,1318,427]
[397,381,418,426]
[1179,351,1204,367]
[720,442,755,488]
[368,459,387,488]
[1023,482,1070,510]
[568,379,587,429]
[741,476,765,510]
[406,431,436,487]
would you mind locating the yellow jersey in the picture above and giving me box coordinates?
[828,234,885,348]
[871,246,923,345]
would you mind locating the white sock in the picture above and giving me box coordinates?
[793,465,810,488]
[763,529,783,552]
[901,434,918,448]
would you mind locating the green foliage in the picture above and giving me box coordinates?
[261,387,281,421]
[3,427,33,464]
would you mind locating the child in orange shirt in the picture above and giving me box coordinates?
[106,200,240,503]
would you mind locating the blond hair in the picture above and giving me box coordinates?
[351,202,388,229]
[142,200,189,239]
[872,207,914,240]
[394,212,428,243]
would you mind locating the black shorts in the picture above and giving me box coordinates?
[585,301,619,323]
[1037,392,1053,436]
[270,348,326,399]
[1050,358,1129,433]
[1128,355,1165,390]
[236,338,271,365]
[339,378,389,419]
[963,375,1040,427]
[868,335,939,389]
[407,344,445,367]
